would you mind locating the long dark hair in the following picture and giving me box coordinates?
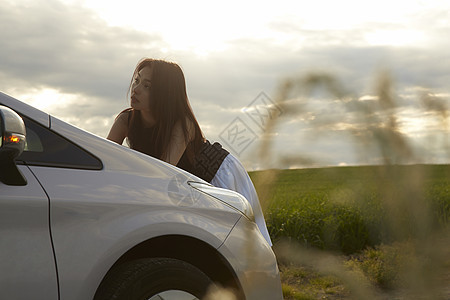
[126,58,204,163]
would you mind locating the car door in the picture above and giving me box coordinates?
[1,108,103,299]
[14,114,106,299]
[0,165,59,299]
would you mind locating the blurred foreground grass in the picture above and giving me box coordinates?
[248,71,449,299]
[250,165,450,299]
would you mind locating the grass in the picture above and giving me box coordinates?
[250,165,450,299]
[245,70,449,299]
[251,165,450,253]
[280,263,348,299]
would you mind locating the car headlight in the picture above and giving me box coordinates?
[188,181,254,221]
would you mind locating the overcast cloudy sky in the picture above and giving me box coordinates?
[1,0,449,169]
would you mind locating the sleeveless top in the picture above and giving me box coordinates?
[126,111,229,183]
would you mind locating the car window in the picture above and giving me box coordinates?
[24,125,44,152]
[17,116,102,170]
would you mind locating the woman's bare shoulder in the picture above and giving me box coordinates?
[112,109,132,128]
[116,109,131,121]
[107,109,131,143]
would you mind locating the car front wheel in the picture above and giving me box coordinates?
[94,257,215,300]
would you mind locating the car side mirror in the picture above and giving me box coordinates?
[0,105,27,185]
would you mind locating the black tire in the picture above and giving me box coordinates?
[94,257,215,300]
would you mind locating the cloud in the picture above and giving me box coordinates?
[0,0,165,104]
[0,0,169,135]
[1,0,449,168]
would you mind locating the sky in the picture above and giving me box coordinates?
[1,0,449,170]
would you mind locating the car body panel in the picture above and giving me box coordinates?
[28,165,241,299]
[0,165,58,299]
[219,217,283,299]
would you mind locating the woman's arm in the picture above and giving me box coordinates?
[107,112,128,144]
[163,118,195,165]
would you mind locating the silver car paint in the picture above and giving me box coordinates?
[0,165,58,299]
[0,92,283,300]
[29,166,241,299]
[218,217,282,299]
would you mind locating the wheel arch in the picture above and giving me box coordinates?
[97,234,244,297]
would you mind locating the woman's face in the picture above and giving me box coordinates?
[130,66,153,112]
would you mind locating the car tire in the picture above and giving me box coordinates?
[94,257,215,300]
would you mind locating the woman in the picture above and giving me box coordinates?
[107,58,272,245]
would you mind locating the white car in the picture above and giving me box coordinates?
[0,91,283,300]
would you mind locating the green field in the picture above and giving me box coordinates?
[250,164,450,299]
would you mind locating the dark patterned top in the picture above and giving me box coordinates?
[178,140,229,183]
